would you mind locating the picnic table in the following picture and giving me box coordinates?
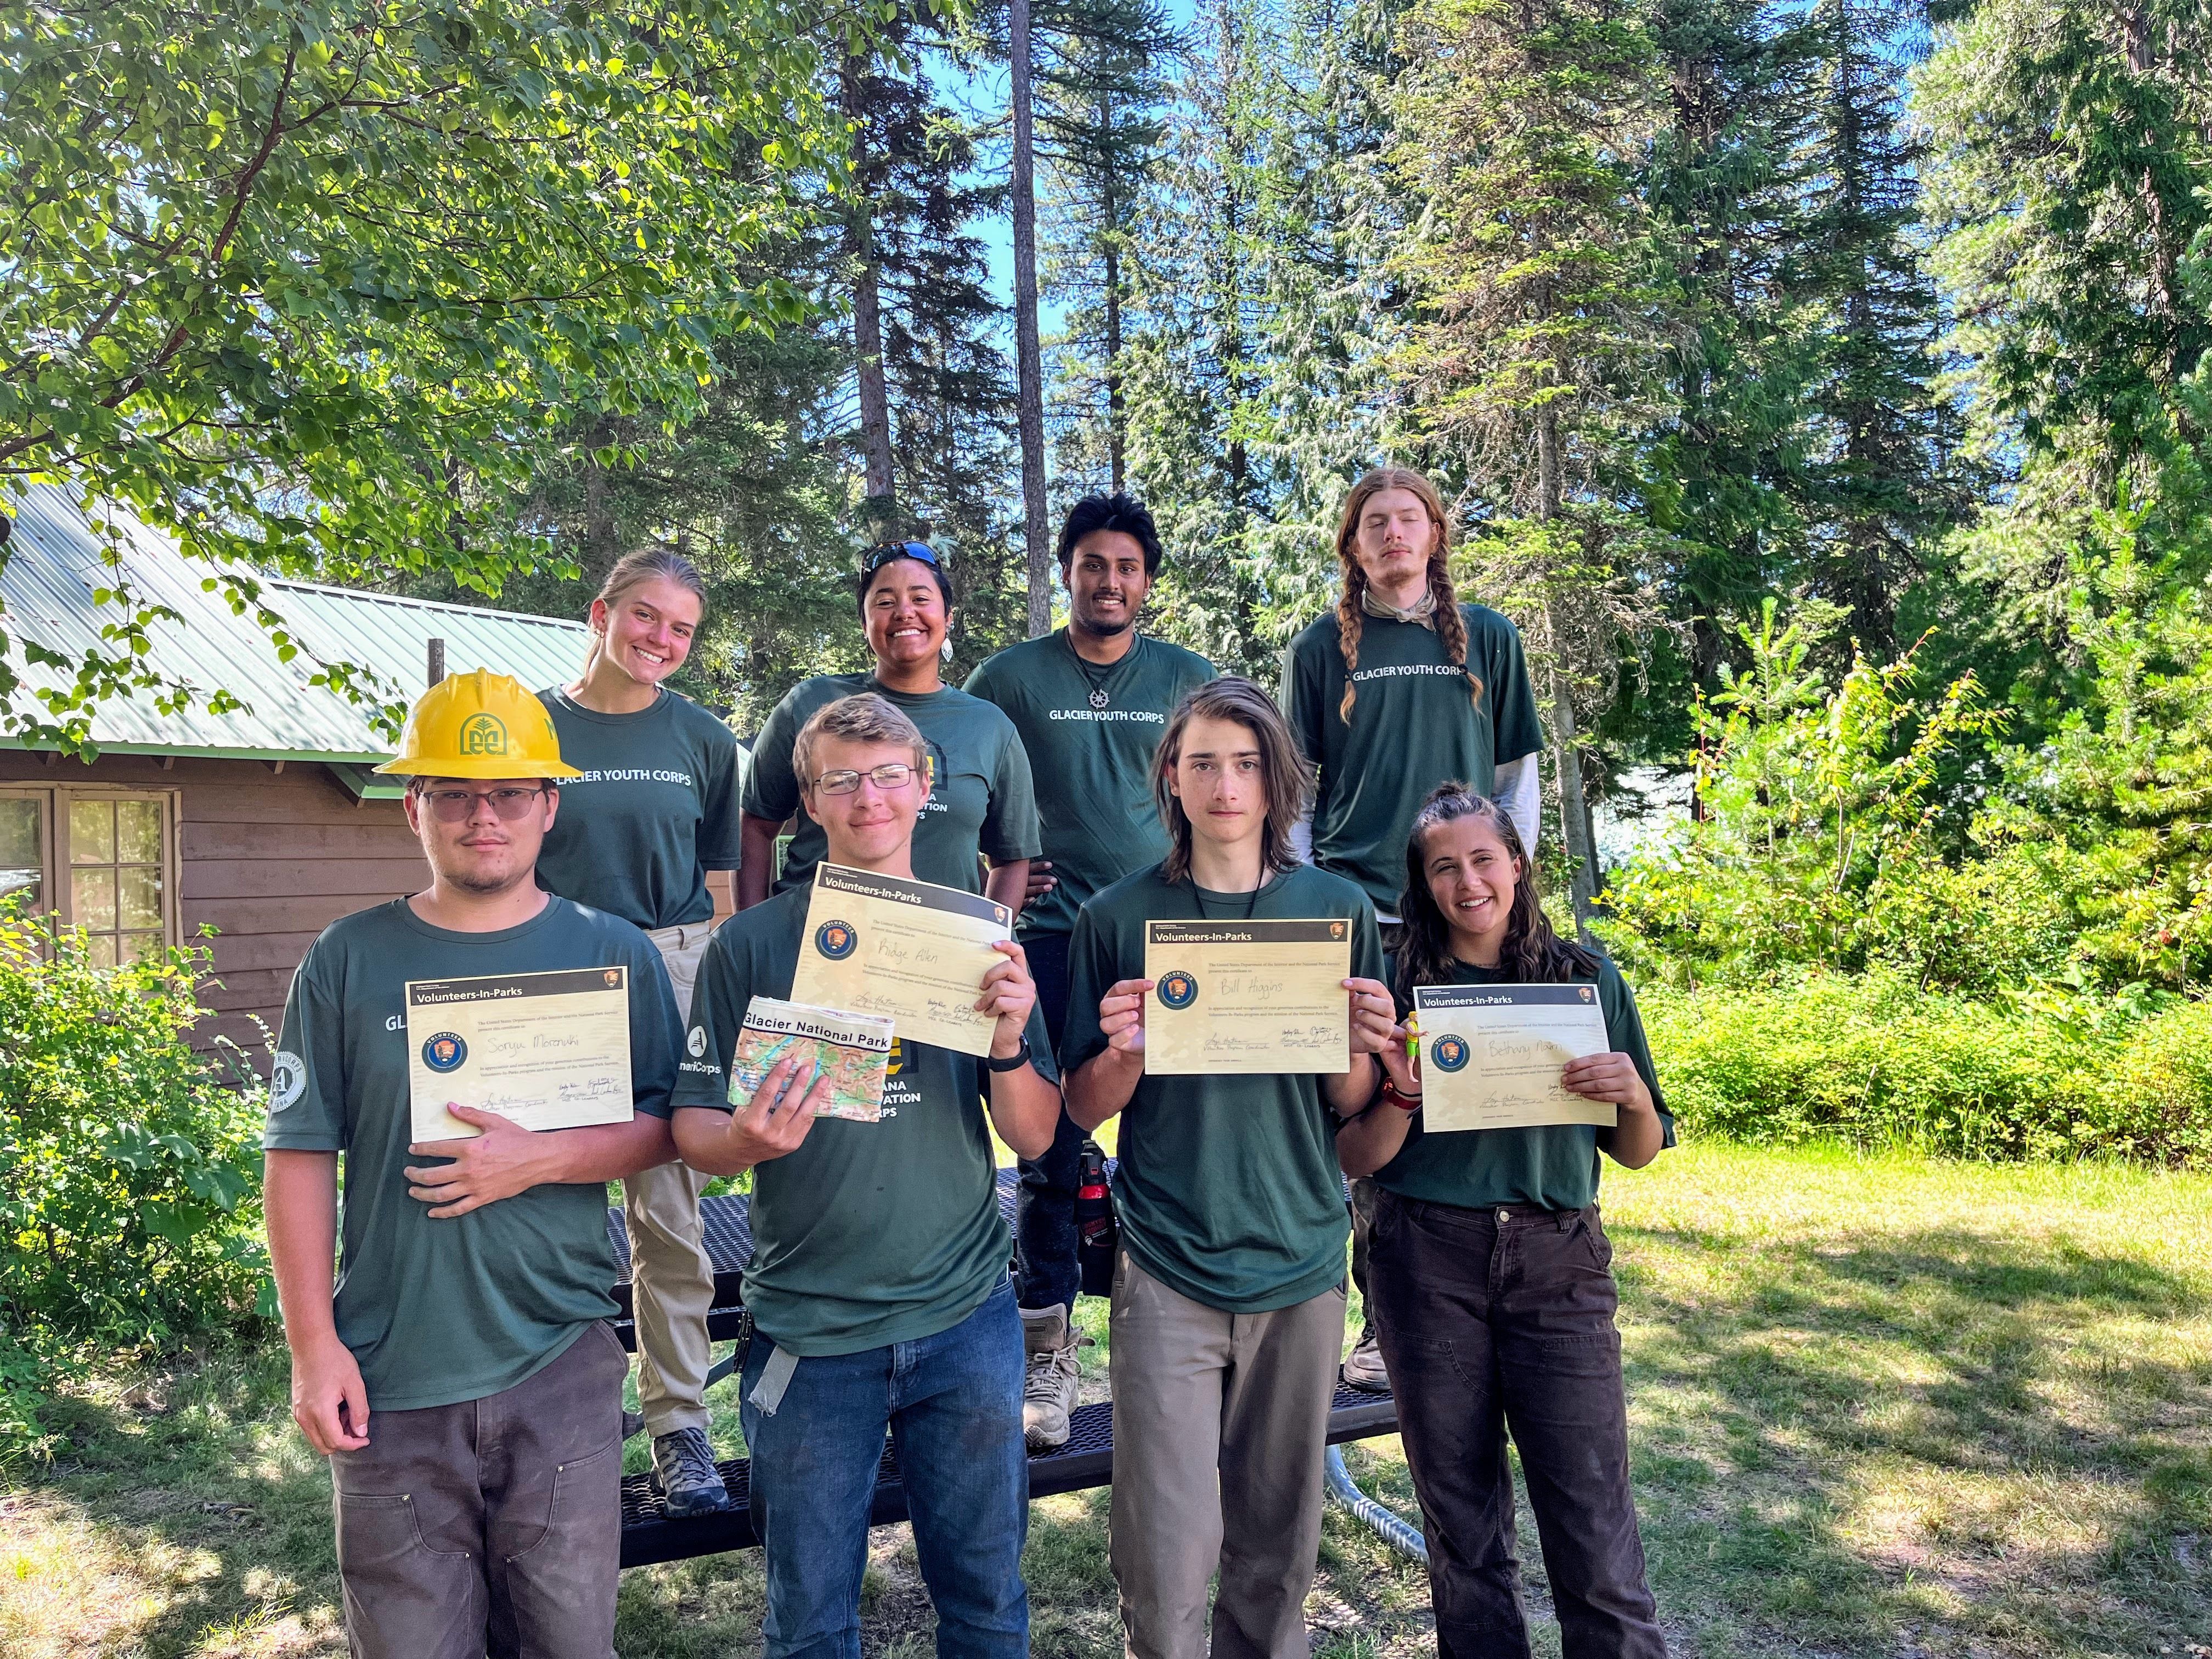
[607,1167,1402,1567]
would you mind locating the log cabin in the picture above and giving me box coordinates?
[0,482,736,1076]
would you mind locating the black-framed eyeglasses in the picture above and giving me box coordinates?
[810,763,916,795]
[861,540,940,575]
[414,784,550,822]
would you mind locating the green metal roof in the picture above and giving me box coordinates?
[1,482,590,762]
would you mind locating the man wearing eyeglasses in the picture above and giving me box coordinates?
[262,671,684,1659]
[675,692,1061,1659]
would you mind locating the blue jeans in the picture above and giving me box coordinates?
[740,1277,1029,1659]
[1014,932,1084,1312]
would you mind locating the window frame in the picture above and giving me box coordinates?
[0,783,182,957]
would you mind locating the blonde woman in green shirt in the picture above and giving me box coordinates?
[534,546,744,1520]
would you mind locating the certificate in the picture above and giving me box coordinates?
[789,862,1013,1057]
[1142,918,1352,1075]
[407,967,634,1141]
[1412,983,1613,1132]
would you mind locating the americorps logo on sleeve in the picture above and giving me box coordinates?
[269,1052,307,1111]
[687,1026,707,1057]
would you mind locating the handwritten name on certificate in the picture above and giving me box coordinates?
[407,967,634,1141]
[1412,983,1613,1132]
[789,863,1012,1058]
[1143,918,1352,1075]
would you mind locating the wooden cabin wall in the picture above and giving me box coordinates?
[0,753,424,1068]
[1,752,737,1078]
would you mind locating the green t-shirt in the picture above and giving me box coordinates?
[671,884,1058,1356]
[963,630,1216,939]
[1280,603,1545,912]
[535,686,744,929]
[1061,862,1385,1314]
[741,675,1040,896]
[262,898,682,1412]
[1375,956,1673,1211]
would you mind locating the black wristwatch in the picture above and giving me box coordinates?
[986,1036,1032,1074]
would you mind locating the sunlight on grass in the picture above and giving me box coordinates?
[4,1141,2207,1658]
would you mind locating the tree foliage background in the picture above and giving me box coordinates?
[5,0,2211,989]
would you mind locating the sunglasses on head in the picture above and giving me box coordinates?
[861,540,941,575]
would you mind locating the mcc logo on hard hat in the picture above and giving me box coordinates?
[375,669,582,780]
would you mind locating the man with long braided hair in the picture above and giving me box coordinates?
[1281,465,1544,1390]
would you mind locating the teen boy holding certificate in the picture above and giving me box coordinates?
[1061,677,1399,1659]
[263,672,684,1659]
[672,693,1060,1659]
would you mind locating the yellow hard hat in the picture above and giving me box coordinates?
[374,669,582,780]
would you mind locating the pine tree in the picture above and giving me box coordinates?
[1914,0,2211,666]
[839,9,1026,666]
[1108,0,1410,675]
[1637,0,1826,687]
[1392,0,1675,922]
[1036,0,1180,496]
[1795,0,1973,654]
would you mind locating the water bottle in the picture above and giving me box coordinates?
[1075,1139,1116,1297]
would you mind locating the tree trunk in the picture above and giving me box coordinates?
[843,58,895,541]
[581,419,618,579]
[1101,111,1126,495]
[1011,0,1053,637]
[1536,404,1598,932]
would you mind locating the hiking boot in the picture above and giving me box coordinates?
[1342,1324,1391,1393]
[1021,1303,1081,1453]
[651,1426,732,1517]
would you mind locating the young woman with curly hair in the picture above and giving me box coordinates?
[1338,783,1673,1659]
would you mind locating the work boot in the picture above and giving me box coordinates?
[1341,1323,1391,1393]
[651,1426,732,1517]
[1021,1303,1081,1453]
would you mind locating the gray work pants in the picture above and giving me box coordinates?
[329,1323,628,1659]
[1107,1251,1348,1659]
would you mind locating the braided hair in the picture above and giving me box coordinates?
[1392,783,1597,1006]
[1331,467,1483,723]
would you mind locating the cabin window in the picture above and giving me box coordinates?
[0,786,179,964]
[0,790,47,912]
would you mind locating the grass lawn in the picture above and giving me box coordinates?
[4,1140,2209,1658]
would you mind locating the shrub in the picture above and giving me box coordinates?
[1600,602,2009,987]
[1638,969,2210,1166]
[0,905,271,1379]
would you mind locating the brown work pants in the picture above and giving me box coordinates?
[1368,1192,1667,1659]
[329,1322,628,1659]
[1107,1251,1347,1659]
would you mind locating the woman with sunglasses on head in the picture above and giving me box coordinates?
[738,540,1039,911]
[1336,784,1672,1659]
[529,547,747,1522]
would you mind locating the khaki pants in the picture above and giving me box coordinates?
[1107,1251,1348,1659]
[629,921,718,1438]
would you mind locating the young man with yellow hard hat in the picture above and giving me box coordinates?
[262,671,685,1659]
